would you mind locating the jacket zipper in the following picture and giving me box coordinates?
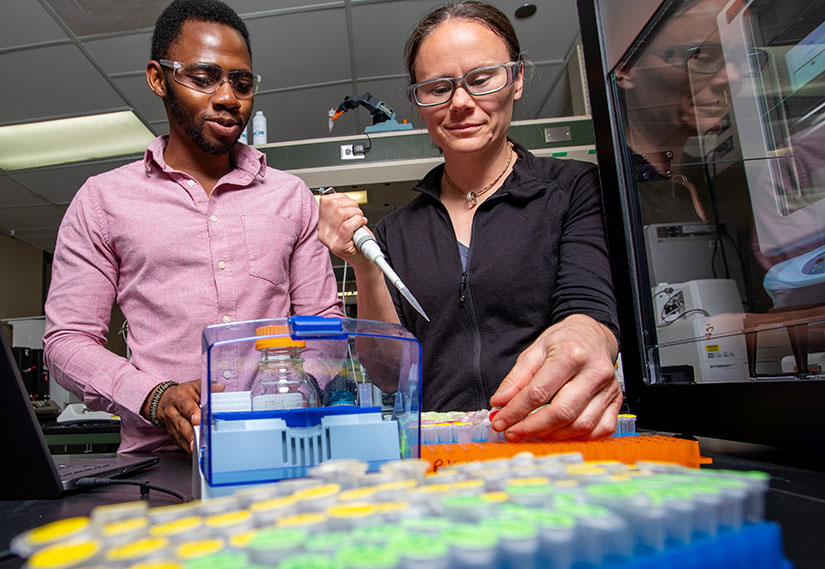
[460,271,467,307]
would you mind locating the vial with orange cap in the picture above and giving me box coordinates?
[251,325,320,410]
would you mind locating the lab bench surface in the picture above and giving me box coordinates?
[0,441,823,569]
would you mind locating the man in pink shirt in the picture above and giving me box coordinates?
[43,0,343,453]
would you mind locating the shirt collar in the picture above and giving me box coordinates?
[143,136,267,180]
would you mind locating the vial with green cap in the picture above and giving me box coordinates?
[246,527,308,566]
[441,523,499,569]
[277,553,342,569]
[337,544,399,569]
[399,516,454,537]
[303,531,353,556]
[441,494,494,523]
[585,482,667,553]
[184,550,249,569]
[701,476,749,530]
[480,516,539,569]
[351,524,408,545]
[642,487,697,545]
[388,533,450,569]
[556,503,632,565]
[524,510,576,569]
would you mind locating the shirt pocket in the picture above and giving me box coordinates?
[242,213,300,286]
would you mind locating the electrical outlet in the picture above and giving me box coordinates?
[340,144,365,160]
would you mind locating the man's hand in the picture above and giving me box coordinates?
[489,314,622,441]
[143,379,224,453]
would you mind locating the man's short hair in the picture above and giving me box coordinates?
[151,0,252,62]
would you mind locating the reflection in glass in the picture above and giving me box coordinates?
[614,0,825,383]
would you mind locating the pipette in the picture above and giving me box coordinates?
[319,188,430,322]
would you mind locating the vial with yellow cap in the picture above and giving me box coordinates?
[251,325,320,410]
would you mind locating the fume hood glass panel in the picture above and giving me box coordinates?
[612,0,825,384]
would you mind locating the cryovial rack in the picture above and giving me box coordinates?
[11,453,788,569]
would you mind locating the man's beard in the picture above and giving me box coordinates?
[166,84,236,155]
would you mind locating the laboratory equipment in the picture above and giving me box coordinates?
[195,316,422,498]
[12,455,790,569]
[328,92,413,134]
[319,187,430,321]
[578,0,825,449]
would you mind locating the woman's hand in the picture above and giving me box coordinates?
[318,193,371,268]
[489,314,622,441]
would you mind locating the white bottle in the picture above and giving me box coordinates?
[238,125,248,145]
[252,111,267,145]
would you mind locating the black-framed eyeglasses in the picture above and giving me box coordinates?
[407,61,523,107]
[159,59,261,98]
[650,44,769,78]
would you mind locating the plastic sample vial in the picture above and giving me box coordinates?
[148,516,202,540]
[185,551,248,569]
[204,510,254,537]
[251,325,319,410]
[302,531,353,556]
[252,111,267,145]
[11,517,92,558]
[480,517,540,569]
[103,536,170,567]
[96,517,150,547]
[278,553,342,569]
[246,527,308,566]
[399,516,454,537]
[524,510,577,569]
[389,533,450,569]
[325,503,377,530]
[337,544,400,569]
[440,524,499,569]
[351,523,409,545]
[176,537,225,561]
[249,496,297,527]
[293,484,342,513]
[195,495,240,517]
[310,459,368,490]
[90,501,148,525]
[24,539,101,569]
[379,458,431,482]
[146,503,197,525]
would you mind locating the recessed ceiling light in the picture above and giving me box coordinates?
[0,111,154,171]
[515,3,537,18]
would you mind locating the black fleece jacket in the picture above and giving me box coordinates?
[374,143,619,412]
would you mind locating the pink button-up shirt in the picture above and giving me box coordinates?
[44,137,343,452]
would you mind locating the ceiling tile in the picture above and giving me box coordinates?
[0,3,68,49]
[114,75,168,127]
[244,10,351,89]
[82,31,153,75]
[0,175,49,208]
[44,0,166,36]
[12,229,60,254]
[351,0,434,79]
[0,204,67,234]
[0,45,132,124]
[11,159,138,205]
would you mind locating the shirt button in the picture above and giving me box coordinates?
[218,261,226,270]
[223,371,232,379]
[210,215,218,222]
[222,315,231,323]
[187,179,196,187]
